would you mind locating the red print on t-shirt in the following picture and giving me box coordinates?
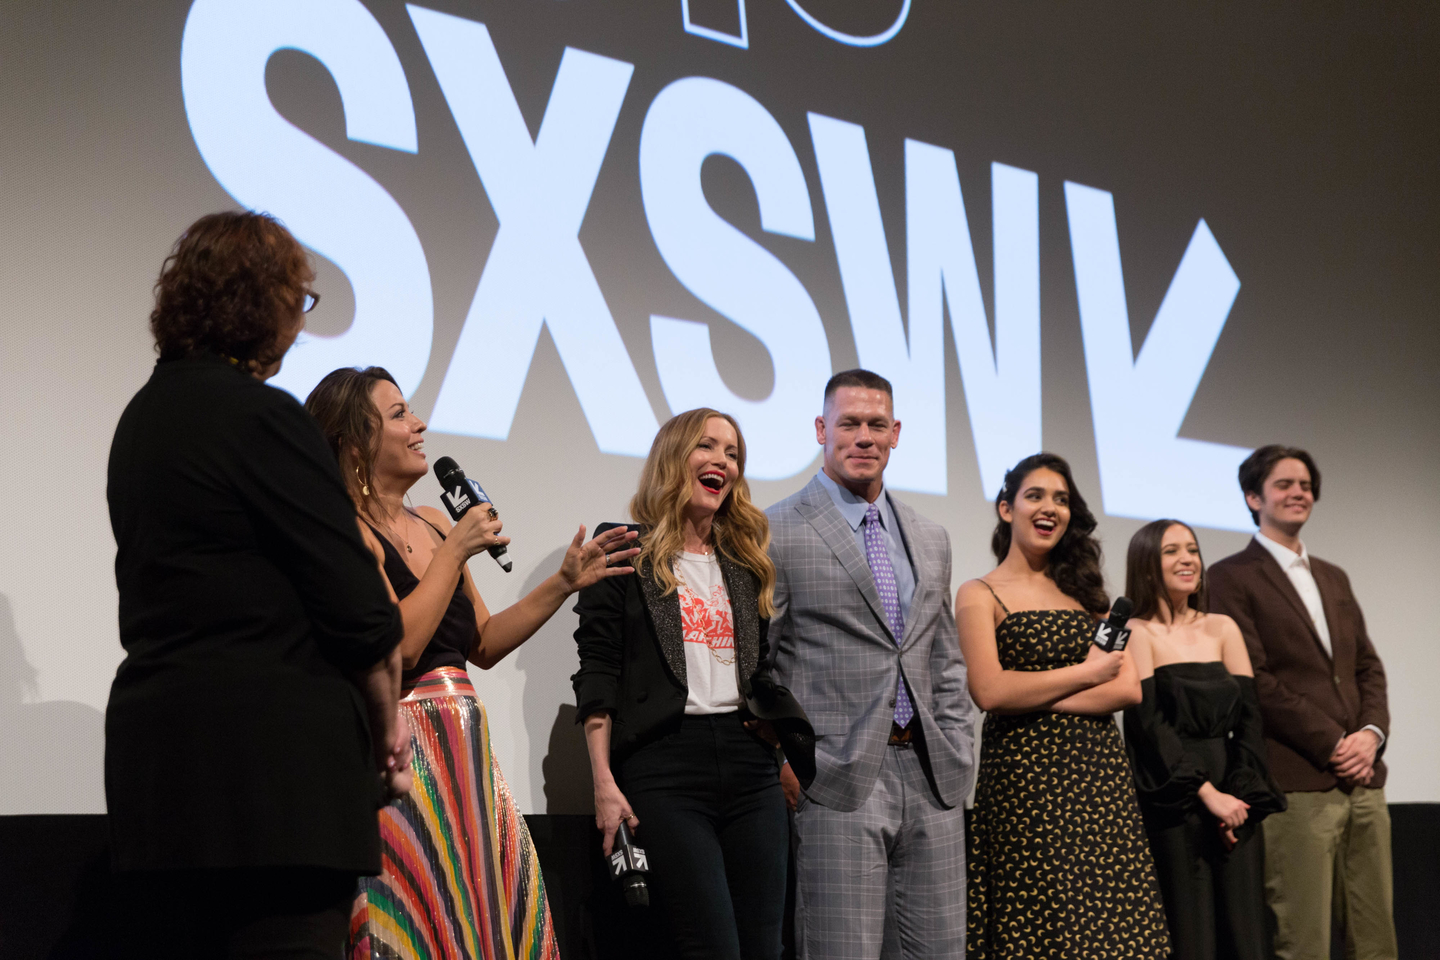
[679,584,736,665]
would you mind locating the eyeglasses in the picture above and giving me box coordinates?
[303,291,321,313]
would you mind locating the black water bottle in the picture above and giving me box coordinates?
[609,820,650,908]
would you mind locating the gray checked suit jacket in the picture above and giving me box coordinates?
[765,474,976,813]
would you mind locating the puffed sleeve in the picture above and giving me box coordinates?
[1221,675,1288,821]
[571,526,629,722]
[1123,678,1213,817]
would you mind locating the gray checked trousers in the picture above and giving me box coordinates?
[793,742,967,960]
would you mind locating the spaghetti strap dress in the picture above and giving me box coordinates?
[966,584,1170,959]
[348,518,559,960]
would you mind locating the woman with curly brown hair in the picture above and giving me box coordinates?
[106,211,411,957]
[957,452,1169,959]
[572,408,811,960]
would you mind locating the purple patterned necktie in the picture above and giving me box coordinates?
[864,501,914,728]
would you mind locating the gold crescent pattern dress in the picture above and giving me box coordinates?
[966,603,1170,959]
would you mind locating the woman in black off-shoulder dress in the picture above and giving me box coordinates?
[1122,519,1285,960]
[957,454,1169,960]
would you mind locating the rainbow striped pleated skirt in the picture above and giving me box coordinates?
[348,667,559,960]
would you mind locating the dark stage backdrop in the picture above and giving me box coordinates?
[1,0,1436,816]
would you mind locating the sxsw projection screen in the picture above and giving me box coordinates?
[1,0,1436,815]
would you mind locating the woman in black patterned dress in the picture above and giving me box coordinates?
[956,453,1169,959]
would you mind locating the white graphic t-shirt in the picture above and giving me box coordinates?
[674,551,742,715]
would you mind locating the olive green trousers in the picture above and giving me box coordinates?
[1262,786,1397,960]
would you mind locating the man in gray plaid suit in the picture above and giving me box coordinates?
[766,369,975,960]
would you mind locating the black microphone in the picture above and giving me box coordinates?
[1092,597,1134,652]
[609,820,650,908]
[433,456,513,573]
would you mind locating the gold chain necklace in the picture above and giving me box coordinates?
[383,505,414,554]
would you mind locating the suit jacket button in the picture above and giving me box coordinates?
[636,691,648,703]
[1333,676,1341,685]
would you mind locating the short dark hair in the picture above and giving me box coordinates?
[1125,519,1207,622]
[824,369,893,405]
[1237,445,1322,525]
[150,211,313,372]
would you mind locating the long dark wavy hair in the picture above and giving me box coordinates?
[1126,519,1207,622]
[304,365,399,525]
[991,452,1109,615]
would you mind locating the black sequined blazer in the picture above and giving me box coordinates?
[572,523,814,782]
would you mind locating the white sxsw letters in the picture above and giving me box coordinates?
[408,6,659,456]
[1065,182,1251,531]
[179,2,1252,527]
[181,0,434,399]
[641,78,831,480]
[810,113,1040,496]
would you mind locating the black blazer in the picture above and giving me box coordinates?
[106,354,401,873]
[572,524,815,784]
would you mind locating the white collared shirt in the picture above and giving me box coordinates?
[1254,531,1331,657]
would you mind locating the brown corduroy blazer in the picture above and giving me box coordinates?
[1206,538,1389,793]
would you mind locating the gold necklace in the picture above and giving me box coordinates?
[384,507,413,554]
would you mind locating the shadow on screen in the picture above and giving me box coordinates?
[0,592,106,815]
[512,548,596,815]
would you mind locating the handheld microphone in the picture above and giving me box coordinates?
[1092,597,1134,653]
[433,456,513,573]
[609,820,650,908]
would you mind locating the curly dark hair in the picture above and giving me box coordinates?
[991,452,1109,615]
[304,366,399,522]
[150,211,313,371]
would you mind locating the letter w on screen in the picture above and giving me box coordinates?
[810,114,1040,497]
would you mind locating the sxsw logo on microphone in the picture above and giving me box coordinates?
[443,486,473,515]
[611,847,648,875]
[1094,622,1132,653]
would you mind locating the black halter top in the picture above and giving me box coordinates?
[366,516,477,686]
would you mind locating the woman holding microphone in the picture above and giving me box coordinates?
[957,452,1169,959]
[572,408,810,960]
[304,365,639,960]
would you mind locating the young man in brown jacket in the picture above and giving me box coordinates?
[1207,445,1396,960]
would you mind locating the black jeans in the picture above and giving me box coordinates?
[620,712,789,960]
